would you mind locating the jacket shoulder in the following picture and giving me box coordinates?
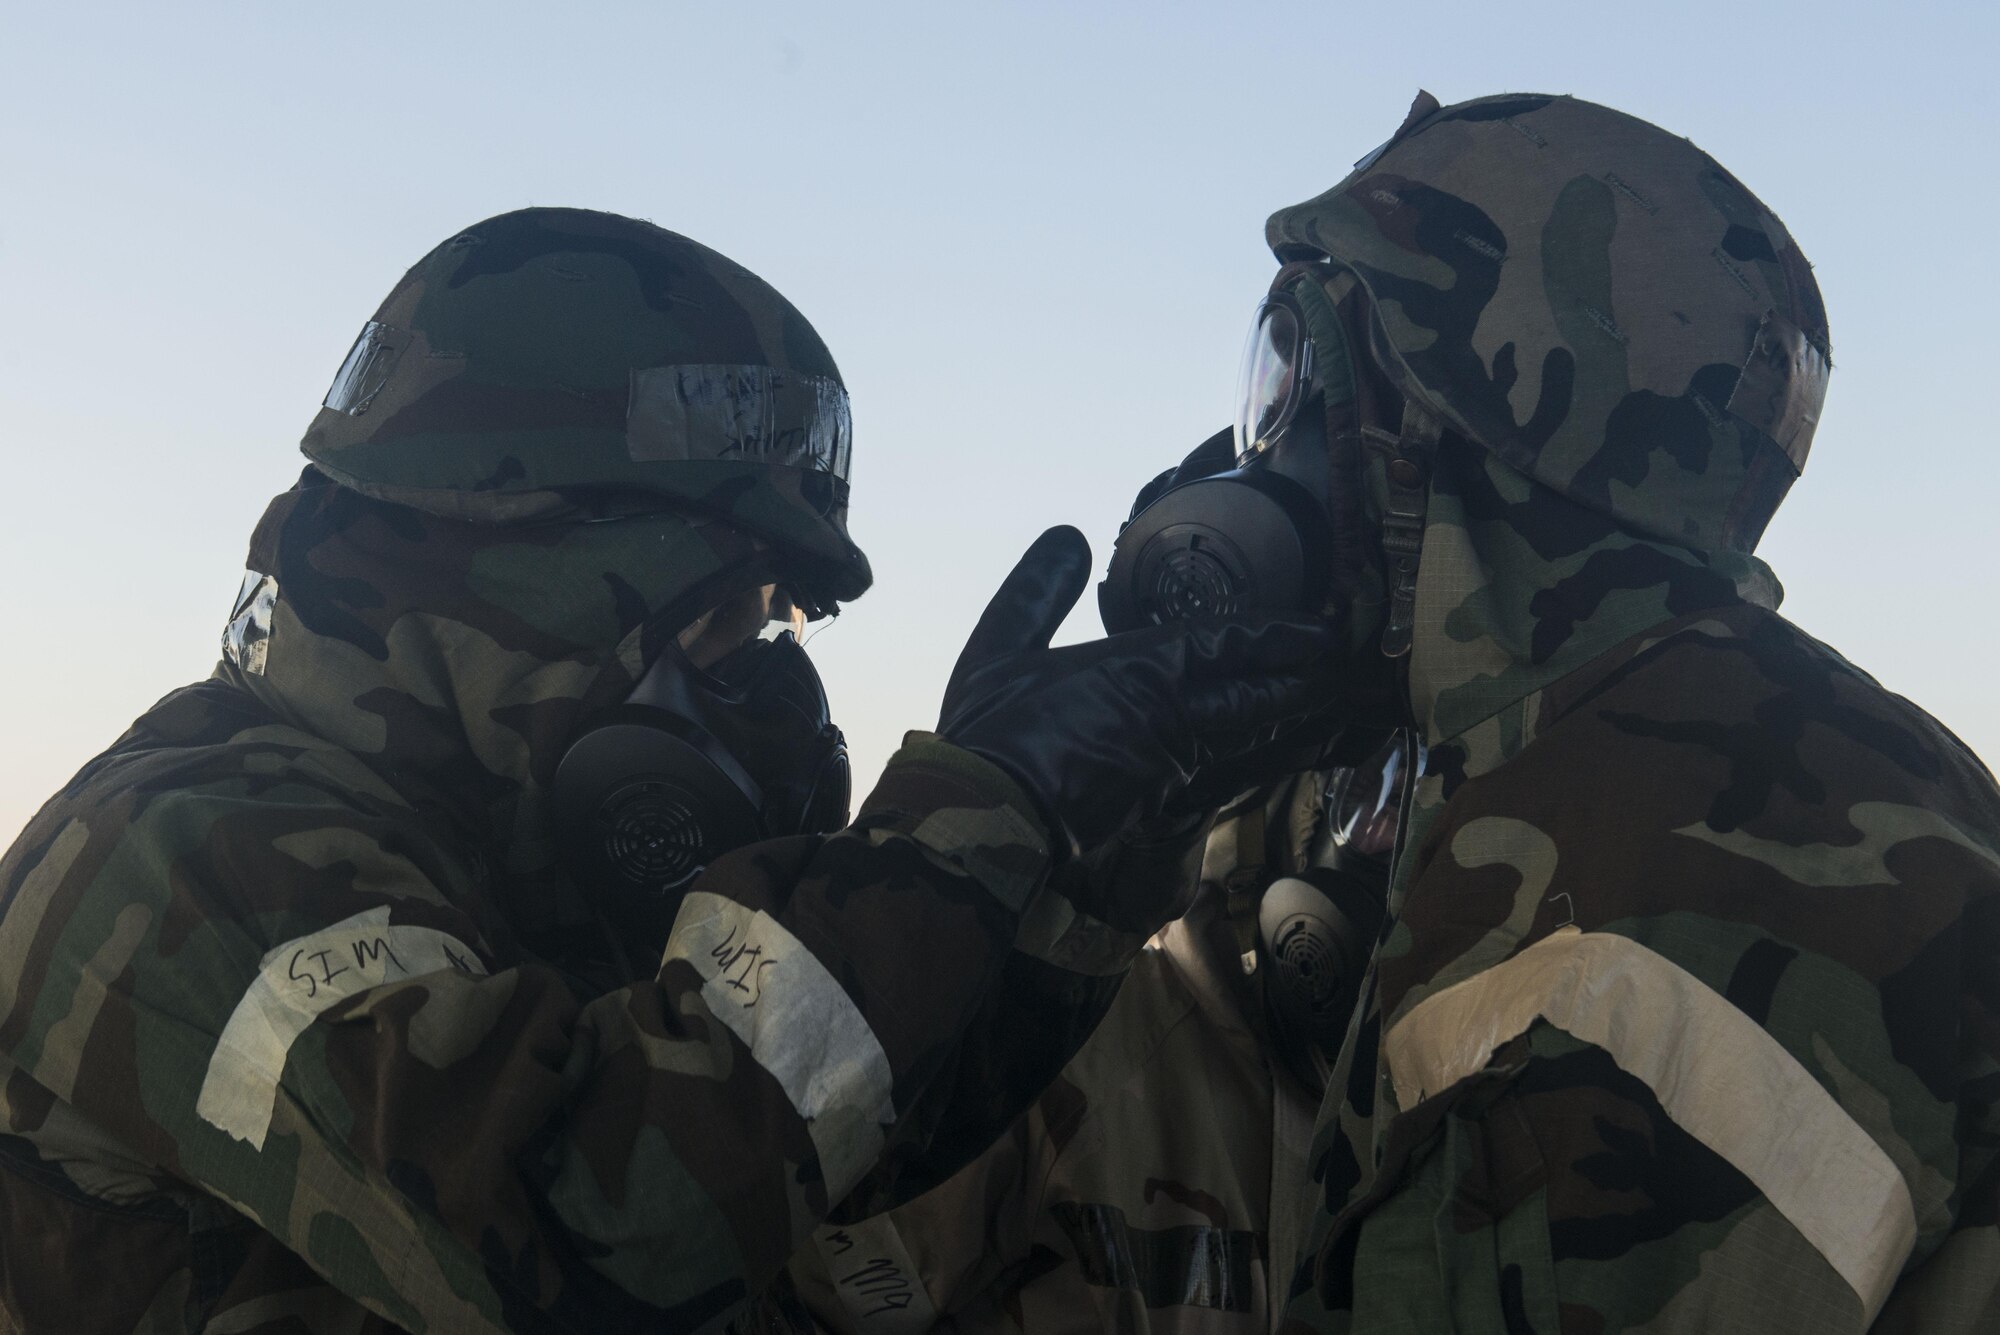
[1532,602,2000,838]
[0,680,484,1090]
[1394,601,2000,1048]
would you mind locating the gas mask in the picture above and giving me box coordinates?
[1100,265,1362,636]
[551,620,850,932]
[1258,734,1406,1094]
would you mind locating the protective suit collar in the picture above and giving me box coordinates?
[1404,438,1781,783]
[222,472,770,933]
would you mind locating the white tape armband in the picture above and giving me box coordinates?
[664,892,896,1200]
[1382,926,1917,1323]
[197,906,486,1150]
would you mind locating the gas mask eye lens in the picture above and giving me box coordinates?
[1234,296,1314,460]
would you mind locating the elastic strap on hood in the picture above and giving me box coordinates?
[1372,401,1441,659]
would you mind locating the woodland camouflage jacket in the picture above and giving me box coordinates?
[0,477,1108,1334]
[774,778,1332,1335]
[1279,438,2000,1334]
[1248,92,2000,1333]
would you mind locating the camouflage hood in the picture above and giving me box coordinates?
[1266,92,1826,762]
[221,472,768,883]
[1403,440,1781,770]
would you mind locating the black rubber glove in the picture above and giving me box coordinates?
[939,525,1343,859]
[1049,807,1216,935]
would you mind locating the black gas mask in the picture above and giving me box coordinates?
[1100,270,1352,635]
[552,624,850,929]
[1258,734,1406,1095]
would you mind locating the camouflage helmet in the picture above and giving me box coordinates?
[301,207,870,608]
[1267,93,1830,554]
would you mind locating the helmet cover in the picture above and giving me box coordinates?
[302,207,871,606]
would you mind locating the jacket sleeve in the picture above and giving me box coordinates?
[1325,836,2000,1335]
[828,807,1208,1221]
[0,732,1081,1332]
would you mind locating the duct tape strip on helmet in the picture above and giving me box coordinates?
[628,364,852,480]
[321,328,855,482]
[322,322,410,418]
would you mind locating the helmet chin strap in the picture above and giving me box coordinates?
[1363,400,1442,659]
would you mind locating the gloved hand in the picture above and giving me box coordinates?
[1048,807,1215,936]
[939,525,1345,862]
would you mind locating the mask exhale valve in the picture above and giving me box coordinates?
[552,631,849,916]
[1098,470,1332,633]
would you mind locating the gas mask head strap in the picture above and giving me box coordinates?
[1362,399,1441,658]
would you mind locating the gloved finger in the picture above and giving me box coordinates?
[1178,614,1342,681]
[954,526,1092,675]
[1179,669,1345,749]
[1053,807,1214,933]
[1178,714,1355,804]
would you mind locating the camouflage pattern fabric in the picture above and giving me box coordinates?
[1260,94,2000,1333]
[1274,374,2000,1334]
[0,475,1094,1333]
[303,207,871,610]
[1269,93,1827,559]
[775,777,1337,1335]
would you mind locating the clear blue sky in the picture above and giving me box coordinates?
[4,0,1997,844]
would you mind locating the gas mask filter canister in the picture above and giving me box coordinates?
[1259,736,1404,1094]
[551,629,850,917]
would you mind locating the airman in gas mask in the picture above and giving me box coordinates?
[0,208,1351,1334]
